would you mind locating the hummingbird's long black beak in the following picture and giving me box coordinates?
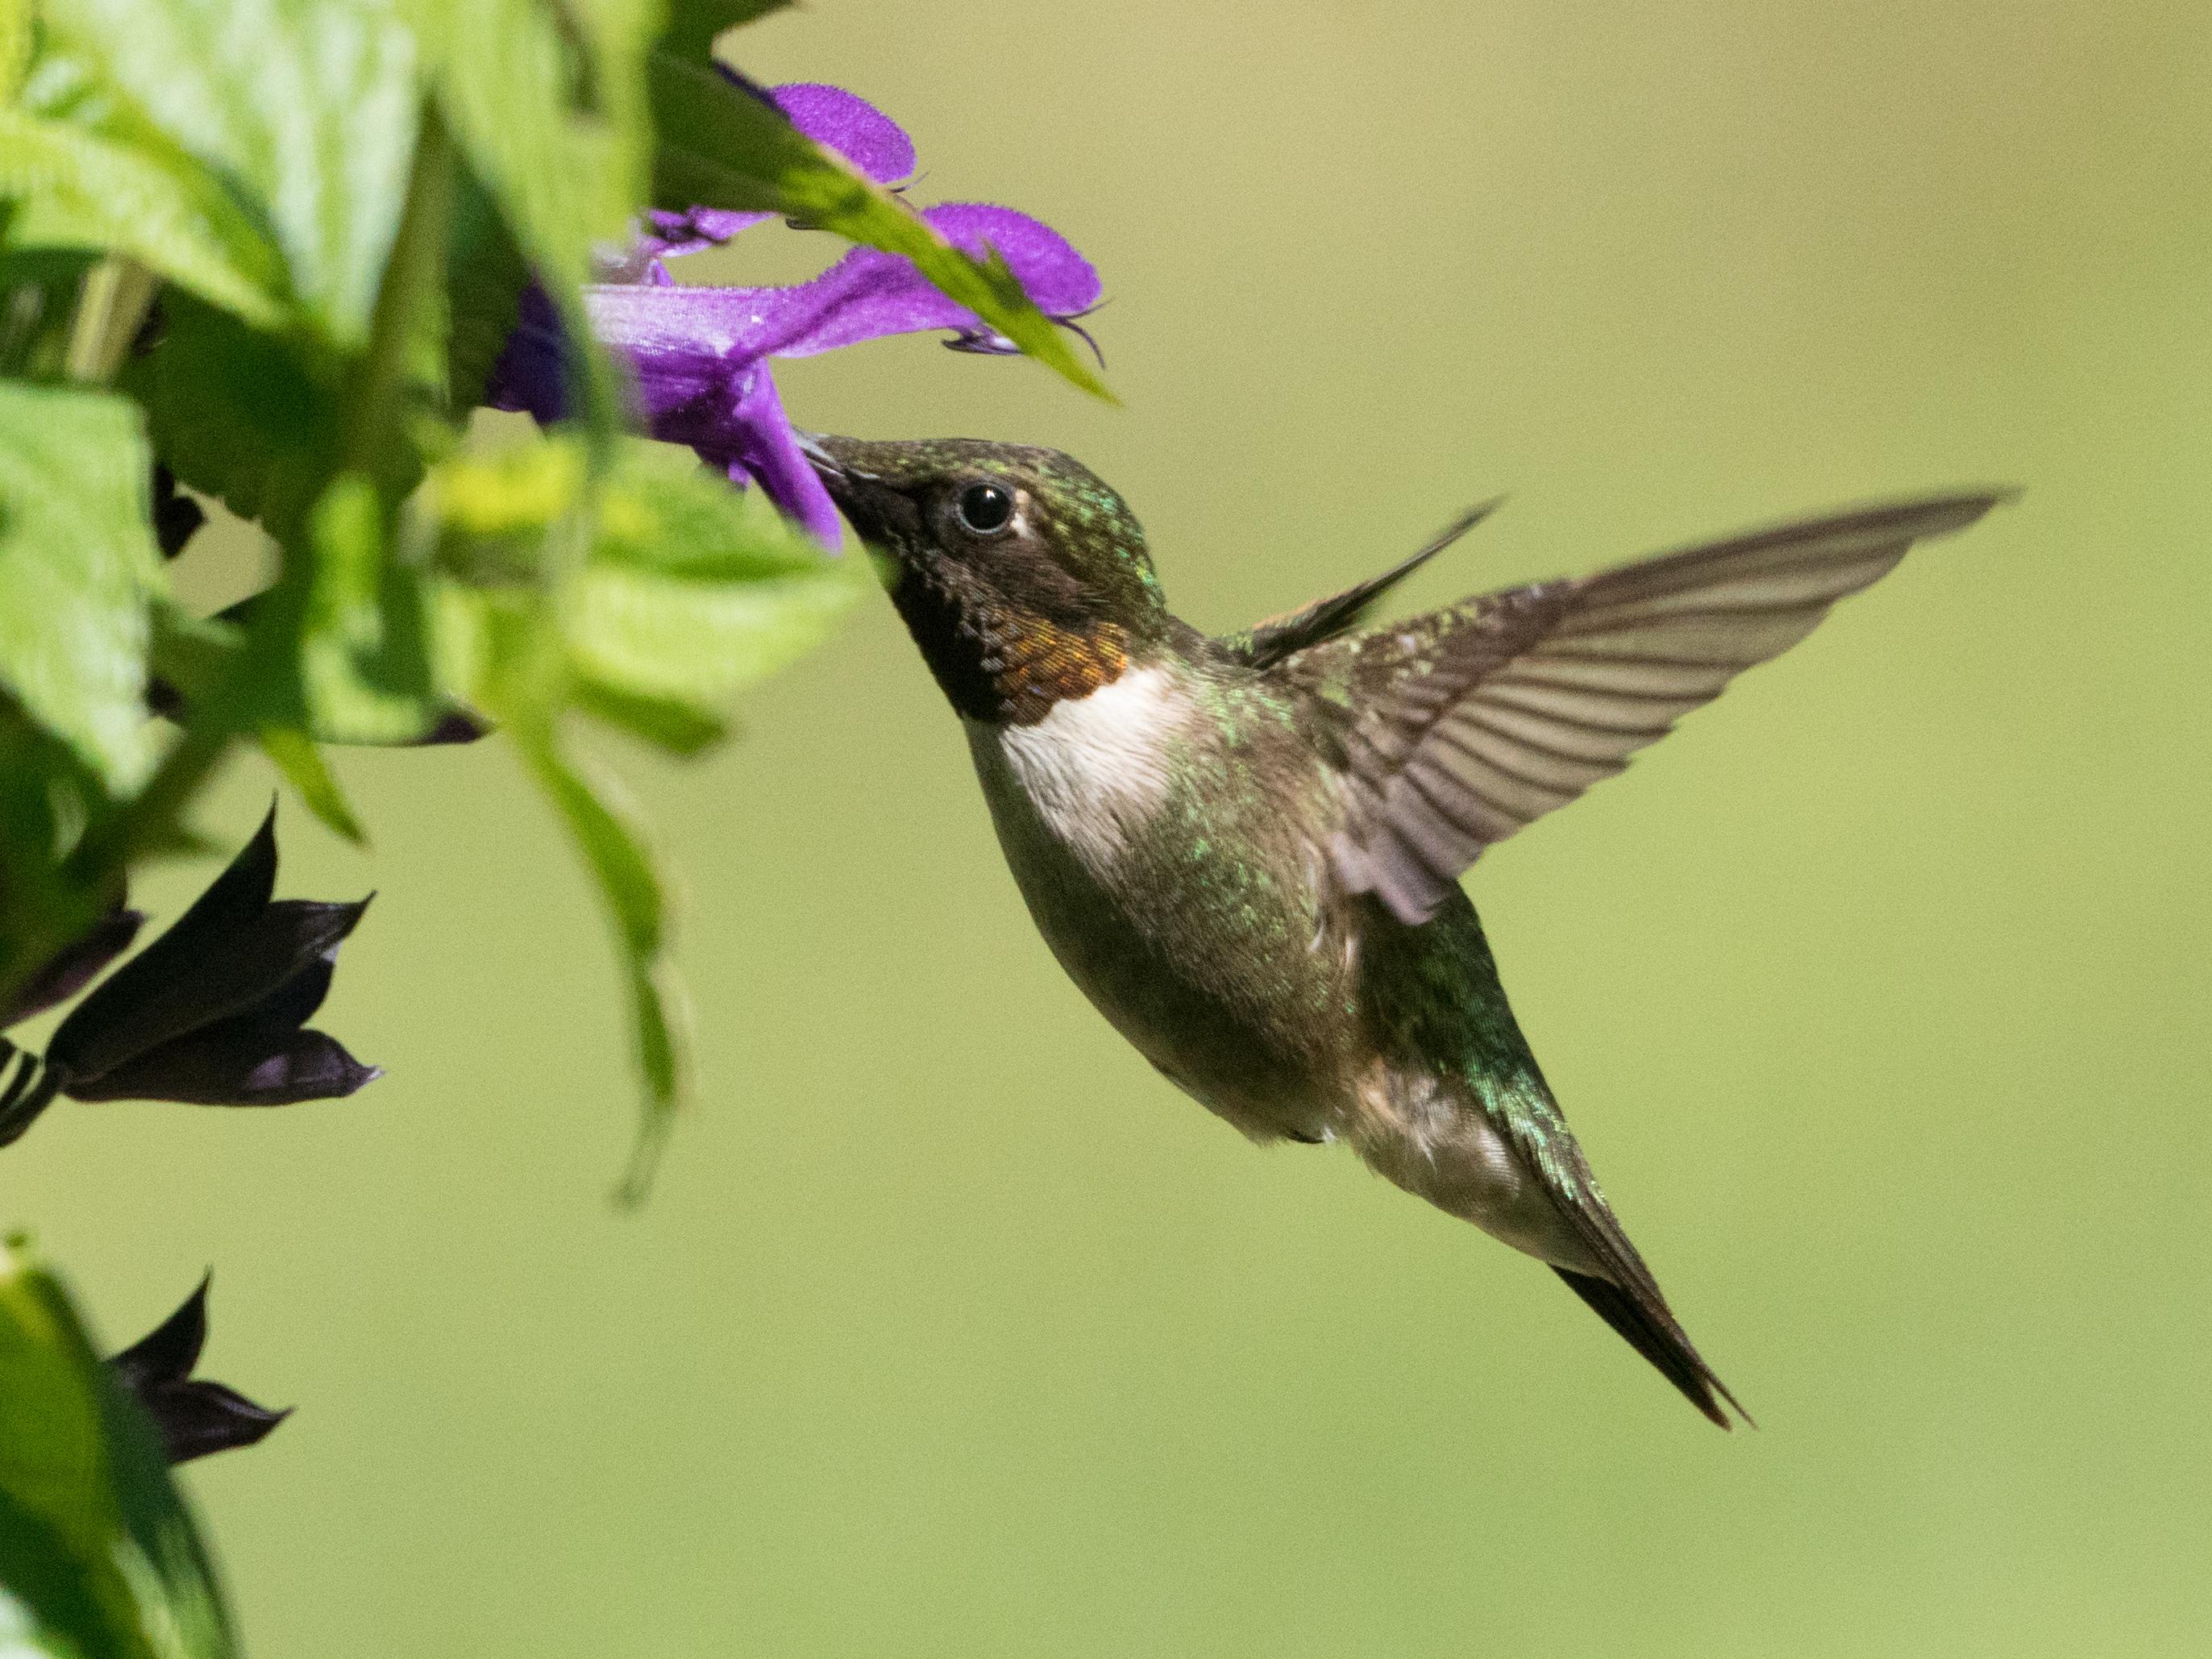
[796,432,913,551]
[795,430,845,481]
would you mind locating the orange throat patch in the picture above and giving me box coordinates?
[983,617,1133,725]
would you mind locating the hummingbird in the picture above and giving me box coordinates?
[803,432,2006,1428]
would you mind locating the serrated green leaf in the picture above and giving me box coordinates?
[592,439,826,580]
[39,0,420,349]
[430,435,587,539]
[0,383,162,791]
[646,50,1111,401]
[0,106,285,329]
[0,1240,237,1659]
[659,0,792,63]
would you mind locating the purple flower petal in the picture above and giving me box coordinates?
[641,81,917,264]
[773,202,1101,357]
[721,367,844,547]
[483,77,1104,548]
[591,203,1101,372]
[638,206,776,264]
[484,285,571,424]
[771,82,916,186]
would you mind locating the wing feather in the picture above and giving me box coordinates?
[1316,490,2012,922]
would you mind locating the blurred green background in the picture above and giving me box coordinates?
[10,1,2212,1653]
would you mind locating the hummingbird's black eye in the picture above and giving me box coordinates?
[954,481,1015,535]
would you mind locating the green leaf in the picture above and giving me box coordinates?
[646,51,1112,401]
[561,557,859,706]
[588,438,823,581]
[406,0,649,441]
[0,701,114,1008]
[0,383,163,791]
[0,1584,85,1658]
[0,1238,237,1659]
[256,725,364,843]
[533,746,685,1205]
[659,0,792,63]
[0,2,30,102]
[572,679,728,756]
[563,446,863,704]
[443,160,530,412]
[0,248,97,382]
[38,0,421,349]
[0,106,285,329]
[144,600,240,708]
[118,292,336,541]
[298,473,437,744]
[426,431,865,1190]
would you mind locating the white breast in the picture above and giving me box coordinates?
[970,663,1183,877]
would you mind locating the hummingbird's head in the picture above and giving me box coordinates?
[802,434,1170,726]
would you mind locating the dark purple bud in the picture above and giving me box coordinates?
[0,904,144,1028]
[109,1276,289,1465]
[46,807,380,1108]
[65,956,380,1105]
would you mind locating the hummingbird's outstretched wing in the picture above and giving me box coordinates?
[1220,500,1504,671]
[1293,490,2012,924]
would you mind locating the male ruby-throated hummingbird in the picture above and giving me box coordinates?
[803,432,2006,1427]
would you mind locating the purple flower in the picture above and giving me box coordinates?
[110,1275,289,1466]
[43,807,380,1109]
[486,80,1103,546]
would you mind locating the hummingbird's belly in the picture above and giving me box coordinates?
[966,715,1347,1143]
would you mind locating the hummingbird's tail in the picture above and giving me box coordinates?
[1552,1267,1749,1430]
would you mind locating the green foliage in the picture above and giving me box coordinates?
[659,0,792,64]
[0,382,163,792]
[0,0,964,1141]
[0,0,1104,1615]
[0,0,1114,1640]
[429,433,865,1191]
[0,1239,235,1659]
[0,106,284,328]
[37,0,421,350]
